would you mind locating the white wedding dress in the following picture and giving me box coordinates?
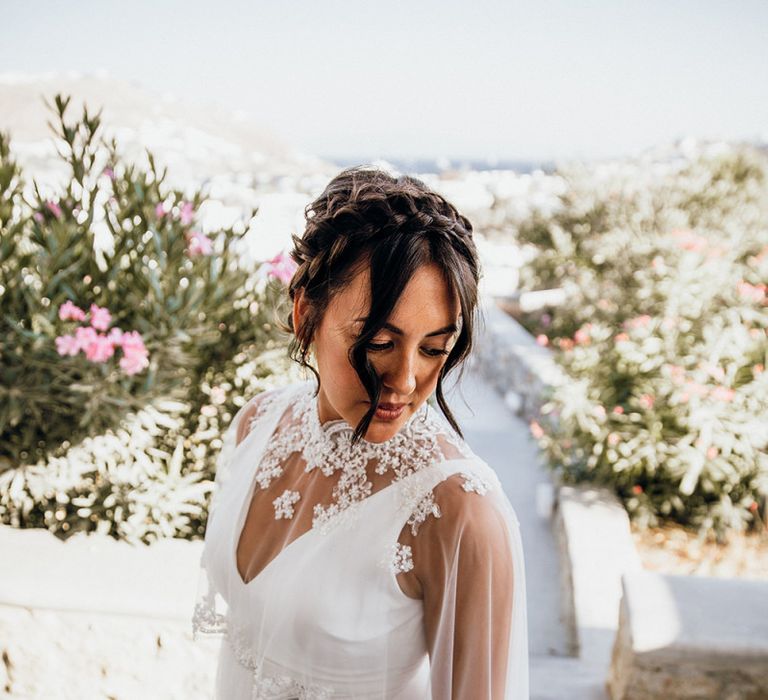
[192,379,528,699]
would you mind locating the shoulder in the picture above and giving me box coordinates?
[235,381,306,446]
[432,471,506,541]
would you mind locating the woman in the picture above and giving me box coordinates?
[192,166,528,699]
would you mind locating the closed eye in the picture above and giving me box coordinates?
[365,341,449,357]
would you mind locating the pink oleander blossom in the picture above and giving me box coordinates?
[265,251,298,285]
[639,394,655,410]
[711,386,735,402]
[737,281,767,304]
[45,200,62,219]
[179,201,195,226]
[119,330,150,376]
[59,300,87,322]
[107,327,124,345]
[670,228,707,253]
[574,323,592,345]
[89,303,112,331]
[623,315,652,330]
[55,334,80,356]
[187,231,213,256]
[74,326,98,352]
[85,334,115,362]
[155,203,167,218]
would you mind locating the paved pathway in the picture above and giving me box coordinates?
[447,363,610,699]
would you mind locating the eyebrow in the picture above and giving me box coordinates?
[353,318,458,338]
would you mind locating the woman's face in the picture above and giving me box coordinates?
[293,261,461,443]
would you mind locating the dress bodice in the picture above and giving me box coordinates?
[193,380,529,699]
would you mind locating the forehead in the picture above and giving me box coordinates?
[326,262,460,331]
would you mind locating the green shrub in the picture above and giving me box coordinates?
[0,94,300,543]
[518,146,768,540]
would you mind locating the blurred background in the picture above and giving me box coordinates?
[1,1,766,698]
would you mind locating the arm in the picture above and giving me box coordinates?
[410,475,516,699]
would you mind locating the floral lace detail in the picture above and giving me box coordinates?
[227,624,333,699]
[251,383,446,534]
[380,542,414,575]
[405,490,442,535]
[273,489,300,519]
[461,472,490,495]
[191,595,227,638]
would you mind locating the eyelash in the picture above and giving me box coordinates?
[365,341,449,357]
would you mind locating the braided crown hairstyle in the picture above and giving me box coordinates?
[284,165,481,444]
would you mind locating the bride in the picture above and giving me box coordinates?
[192,166,529,699]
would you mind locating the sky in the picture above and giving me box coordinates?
[2,0,767,162]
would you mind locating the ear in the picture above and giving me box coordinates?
[292,287,310,340]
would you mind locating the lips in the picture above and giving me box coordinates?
[378,402,406,410]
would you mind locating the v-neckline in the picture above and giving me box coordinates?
[233,467,405,587]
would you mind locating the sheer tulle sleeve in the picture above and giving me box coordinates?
[406,471,529,699]
[191,394,263,641]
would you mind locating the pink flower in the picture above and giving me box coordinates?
[667,364,686,384]
[639,394,655,410]
[33,212,44,223]
[623,315,652,330]
[119,331,149,376]
[59,300,87,322]
[612,406,624,414]
[529,420,544,440]
[536,334,549,347]
[632,485,643,495]
[754,364,764,376]
[607,432,620,446]
[558,338,574,351]
[120,351,149,375]
[102,167,115,180]
[614,332,630,343]
[89,303,112,331]
[179,201,195,226]
[84,334,115,362]
[706,446,719,460]
[265,251,298,285]
[74,326,98,352]
[107,327,124,345]
[671,229,707,253]
[574,323,592,345]
[55,334,80,356]
[711,386,735,402]
[737,281,767,304]
[187,231,214,256]
[155,203,167,218]
[45,200,62,219]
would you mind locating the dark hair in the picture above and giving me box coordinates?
[284,166,481,444]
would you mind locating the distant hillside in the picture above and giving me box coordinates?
[0,72,333,188]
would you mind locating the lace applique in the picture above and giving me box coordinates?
[406,490,442,535]
[227,624,333,699]
[461,472,490,495]
[273,489,300,519]
[191,595,227,638]
[251,383,446,534]
[380,542,414,575]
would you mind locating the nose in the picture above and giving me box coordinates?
[381,348,417,397]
